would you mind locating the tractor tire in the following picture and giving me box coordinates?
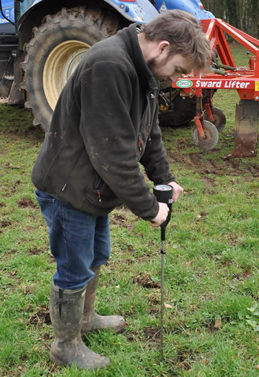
[192,120,219,151]
[204,106,226,132]
[159,92,196,127]
[22,7,119,131]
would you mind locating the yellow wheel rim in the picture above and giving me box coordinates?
[43,40,90,110]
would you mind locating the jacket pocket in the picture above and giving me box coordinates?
[35,189,55,228]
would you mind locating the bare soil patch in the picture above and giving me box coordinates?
[167,151,259,177]
[18,198,37,208]
[133,272,160,288]
[144,326,160,347]
[28,307,51,326]
[0,220,12,227]
[28,247,44,255]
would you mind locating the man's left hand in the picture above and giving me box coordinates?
[168,181,184,202]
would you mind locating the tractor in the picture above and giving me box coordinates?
[0,1,213,129]
[0,1,258,155]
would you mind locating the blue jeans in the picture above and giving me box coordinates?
[35,189,111,290]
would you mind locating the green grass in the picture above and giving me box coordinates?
[0,44,258,376]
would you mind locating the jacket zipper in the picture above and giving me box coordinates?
[138,136,142,154]
[138,90,155,155]
[95,176,104,204]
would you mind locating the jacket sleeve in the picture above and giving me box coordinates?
[140,108,175,185]
[79,60,159,220]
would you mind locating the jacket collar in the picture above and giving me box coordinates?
[117,23,159,91]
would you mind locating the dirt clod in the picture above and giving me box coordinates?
[29,248,44,255]
[202,177,215,188]
[124,331,140,342]
[144,326,160,340]
[18,198,37,208]
[110,213,127,225]
[133,273,160,288]
[29,308,51,326]
[249,164,259,177]
[0,220,12,227]
[110,210,136,232]
[176,349,198,370]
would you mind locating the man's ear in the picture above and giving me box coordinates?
[157,40,170,57]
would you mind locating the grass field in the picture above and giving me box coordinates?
[0,44,258,377]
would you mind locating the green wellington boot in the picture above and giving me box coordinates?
[81,266,126,334]
[49,283,110,369]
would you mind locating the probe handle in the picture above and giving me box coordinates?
[153,184,174,241]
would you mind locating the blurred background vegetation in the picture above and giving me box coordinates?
[202,0,259,38]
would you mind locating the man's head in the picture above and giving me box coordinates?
[138,10,211,82]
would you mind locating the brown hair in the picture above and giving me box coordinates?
[141,10,211,71]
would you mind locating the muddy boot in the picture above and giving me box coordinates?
[49,283,110,369]
[81,266,126,334]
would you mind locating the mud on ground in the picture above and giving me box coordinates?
[167,150,259,177]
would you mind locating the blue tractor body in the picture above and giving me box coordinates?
[0,0,14,32]
[155,0,214,19]
[1,0,213,28]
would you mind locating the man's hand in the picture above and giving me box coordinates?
[151,202,169,226]
[168,181,184,202]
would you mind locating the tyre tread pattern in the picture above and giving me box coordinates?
[21,7,119,130]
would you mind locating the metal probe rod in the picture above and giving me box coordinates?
[153,184,173,360]
[160,239,166,360]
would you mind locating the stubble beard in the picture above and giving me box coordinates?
[147,56,169,82]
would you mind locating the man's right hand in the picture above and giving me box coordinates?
[151,202,169,226]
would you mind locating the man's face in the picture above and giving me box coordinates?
[147,53,192,83]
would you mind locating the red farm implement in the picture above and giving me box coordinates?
[174,18,259,157]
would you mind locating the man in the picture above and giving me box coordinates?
[32,10,210,369]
